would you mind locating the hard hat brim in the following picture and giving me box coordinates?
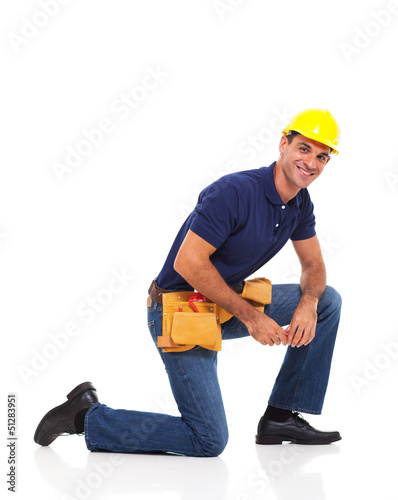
[283,127,339,155]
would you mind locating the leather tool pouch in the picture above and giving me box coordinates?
[157,277,272,353]
[158,292,221,353]
[241,277,272,306]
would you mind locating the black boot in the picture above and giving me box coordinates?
[34,382,98,446]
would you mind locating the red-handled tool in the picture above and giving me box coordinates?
[189,291,207,312]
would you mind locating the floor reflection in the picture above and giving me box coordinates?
[34,446,229,499]
[255,444,340,499]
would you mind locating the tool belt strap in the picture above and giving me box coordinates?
[148,279,244,305]
[150,277,272,353]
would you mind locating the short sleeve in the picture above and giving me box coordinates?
[290,191,316,241]
[189,181,239,249]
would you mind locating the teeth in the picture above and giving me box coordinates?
[298,166,310,176]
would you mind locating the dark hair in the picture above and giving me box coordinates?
[285,130,333,153]
[285,130,300,144]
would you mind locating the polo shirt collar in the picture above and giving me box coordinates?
[263,162,300,209]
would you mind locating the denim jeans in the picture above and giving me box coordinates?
[85,284,342,457]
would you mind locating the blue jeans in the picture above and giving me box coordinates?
[85,284,342,457]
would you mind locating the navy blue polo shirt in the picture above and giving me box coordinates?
[156,162,316,290]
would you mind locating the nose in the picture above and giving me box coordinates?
[304,153,317,171]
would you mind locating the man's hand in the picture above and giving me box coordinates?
[287,236,326,348]
[174,231,288,348]
[285,295,318,347]
[174,231,322,349]
[246,310,288,346]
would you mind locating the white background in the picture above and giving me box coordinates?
[2,1,398,499]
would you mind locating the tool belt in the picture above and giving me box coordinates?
[148,278,272,353]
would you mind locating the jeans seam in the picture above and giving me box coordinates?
[173,352,221,456]
[84,402,101,451]
[267,400,321,415]
[292,343,312,409]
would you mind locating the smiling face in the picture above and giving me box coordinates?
[274,133,332,202]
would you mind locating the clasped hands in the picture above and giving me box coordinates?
[247,296,318,348]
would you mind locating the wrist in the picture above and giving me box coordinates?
[300,293,319,307]
[235,300,261,328]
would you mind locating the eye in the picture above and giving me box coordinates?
[299,147,309,153]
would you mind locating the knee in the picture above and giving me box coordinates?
[196,425,229,457]
[322,286,342,314]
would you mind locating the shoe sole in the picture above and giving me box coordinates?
[34,382,97,446]
[256,434,342,445]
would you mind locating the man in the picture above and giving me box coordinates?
[34,108,343,456]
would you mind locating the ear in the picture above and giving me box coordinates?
[279,135,288,154]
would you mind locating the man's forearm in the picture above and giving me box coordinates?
[285,261,326,347]
[174,256,257,325]
[174,230,288,346]
[299,261,327,304]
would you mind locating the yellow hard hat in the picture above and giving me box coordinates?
[282,108,341,155]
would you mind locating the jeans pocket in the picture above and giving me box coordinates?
[147,319,159,346]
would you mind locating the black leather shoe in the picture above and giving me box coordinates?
[256,412,342,445]
[34,382,98,446]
